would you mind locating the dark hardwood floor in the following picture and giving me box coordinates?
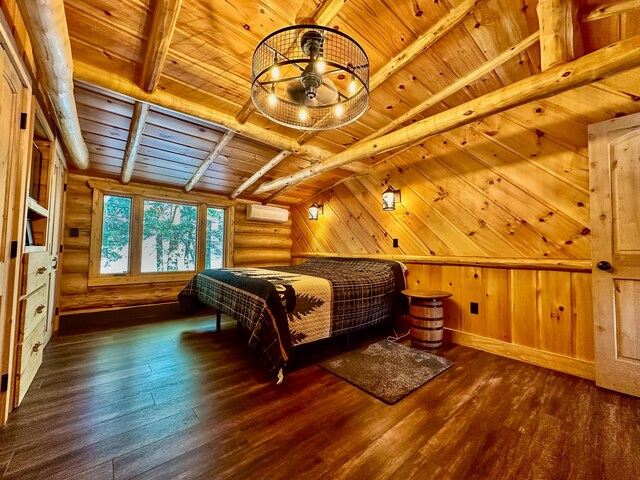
[1,314,639,480]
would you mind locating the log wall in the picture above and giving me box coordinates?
[60,173,292,313]
[0,0,36,74]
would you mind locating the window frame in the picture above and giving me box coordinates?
[88,179,234,286]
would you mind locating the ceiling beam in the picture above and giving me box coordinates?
[280,30,536,201]
[253,34,640,195]
[368,0,487,92]
[341,161,369,173]
[261,185,292,205]
[314,0,348,25]
[537,0,582,71]
[73,62,335,161]
[140,0,183,93]
[235,0,350,125]
[230,150,291,199]
[359,31,540,144]
[235,96,258,125]
[17,0,89,169]
[121,102,150,184]
[295,0,487,145]
[184,130,235,192]
[581,0,640,22]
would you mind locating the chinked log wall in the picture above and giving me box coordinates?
[60,173,292,313]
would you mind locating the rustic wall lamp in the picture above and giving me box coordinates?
[308,202,323,220]
[382,186,401,211]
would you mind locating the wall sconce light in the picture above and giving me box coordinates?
[308,202,323,220]
[382,186,401,211]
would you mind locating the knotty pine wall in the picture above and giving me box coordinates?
[289,89,627,379]
[60,173,292,313]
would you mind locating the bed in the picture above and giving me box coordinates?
[178,257,407,379]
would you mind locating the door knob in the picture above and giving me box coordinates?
[596,261,612,271]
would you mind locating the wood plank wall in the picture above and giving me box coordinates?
[405,263,594,378]
[286,85,640,379]
[60,173,292,313]
[293,254,594,379]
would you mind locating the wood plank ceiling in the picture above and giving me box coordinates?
[63,0,640,205]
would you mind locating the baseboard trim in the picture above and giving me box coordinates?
[59,302,214,333]
[447,329,595,380]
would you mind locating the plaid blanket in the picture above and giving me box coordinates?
[178,258,406,375]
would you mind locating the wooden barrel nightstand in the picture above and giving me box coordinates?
[401,289,452,349]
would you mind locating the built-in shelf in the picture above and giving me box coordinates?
[26,197,48,219]
[23,245,46,253]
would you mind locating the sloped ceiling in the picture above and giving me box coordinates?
[291,66,640,258]
[62,0,640,212]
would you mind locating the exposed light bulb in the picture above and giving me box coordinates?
[299,108,308,121]
[335,102,344,118]
[272,65,280,79]
[316,60,325,73]
[268,92,277,106]
[348,76,357,94]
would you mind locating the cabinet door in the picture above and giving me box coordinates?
[589,112,640,397]
[0,50,20,316]
[0,45,31,420]
[14,251,49,407]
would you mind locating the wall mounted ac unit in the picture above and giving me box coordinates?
[246,204,289,223]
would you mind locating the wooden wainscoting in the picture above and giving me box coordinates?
[60,173,292,314]
[293,253,594,379]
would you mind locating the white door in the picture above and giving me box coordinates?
[44,148,65,344]
[589,111,640,397]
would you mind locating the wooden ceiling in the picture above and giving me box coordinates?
[61,0,640,204]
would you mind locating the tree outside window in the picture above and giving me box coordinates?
[142,200,197,272]
[94,189,228,284]
[206,207,224,269]
[100,195,131,274]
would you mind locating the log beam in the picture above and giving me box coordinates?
[184,131,235,192]
[369,0,487,92]
[121,102,150,184]
[314,0,348,25]
[235,0,349,124]
[253,34,640,195]
[360,32,540,144]
[582,0,640,22]
[140,0,183,93]
[296,0,486,145]
[537,0,582,71]
[230,150,291,199]
[73,62,335,162]
[261,185,292,205]
[17,0,89,169]
[341,161,369,173]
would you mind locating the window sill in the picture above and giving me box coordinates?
[87,271,196,287]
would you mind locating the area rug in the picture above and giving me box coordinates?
[319,340,453,404]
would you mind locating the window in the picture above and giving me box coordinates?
[141,200,197,273]
[89,181,232,286]
[100,195,131,274]
[206,207,225,269]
